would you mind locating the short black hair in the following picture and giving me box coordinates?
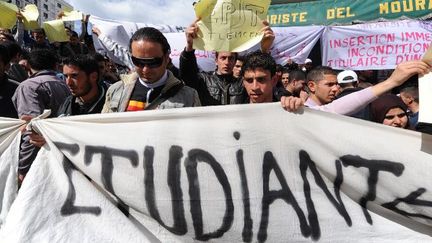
[236,54,245,63]
[28,49,58,71]
[129,27,170,55]
[63,54,99,76]
[32,28,46,36]
[288,70,306,83]
[240,51,276,77]
[307,66,337,83]
[2,41,22,59]
[215,51,238,60]
[93,52,106,63]
[0,44,11,64]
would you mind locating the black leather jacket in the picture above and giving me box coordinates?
[179,49,246,106]
[57,86,106,117]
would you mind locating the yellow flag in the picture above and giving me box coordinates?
[22,4,40,30]
[42,20,69,43]
[193,0,271,52]
[0,2,18,29]
[61,10,83,22]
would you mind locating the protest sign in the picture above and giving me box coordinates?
[419,44,432,123]
[60,10,83,22]
[193,0,271,52]
[1,104,432,242]
[0,2,18,29]
[21,4,39,30]
[42,20,69,43]
[322,20,432,70]
[268,0,432,27]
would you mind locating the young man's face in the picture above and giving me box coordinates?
[294,79,306,93]
[308,74,338,105]
[243,68,276,103]
[216,52,236,75]
[232,60,243,78]
[131,40,168,83]
[63,64,96,98]
[33,31,45,44]
[281,73,289,88]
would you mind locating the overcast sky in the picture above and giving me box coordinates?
[64,0,197,26]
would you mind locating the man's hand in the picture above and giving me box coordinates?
[281,96,305,112]
[372,60,431,97]
[185,18,200,52]
[260,20,275,54]
[56,11,65,20]
[92,26,101,36]
[16,11,24,22]
[387,60,430,86]
[29,131,46,148]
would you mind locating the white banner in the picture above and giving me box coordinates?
[89,15,321,71]
[270,26,324,65]
[1,105,432,242]
[0,118,23,228]
[322,20,432,70]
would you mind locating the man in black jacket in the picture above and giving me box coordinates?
[58,54,106,116]
[179,19,275,106]
[0,44,19,118]
[28,54,106,166]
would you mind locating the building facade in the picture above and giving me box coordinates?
[6,0,73,26]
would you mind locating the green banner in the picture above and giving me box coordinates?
[268,0,432,26]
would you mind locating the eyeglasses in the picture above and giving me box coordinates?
[384,112,406,120]
[131,56,164,68]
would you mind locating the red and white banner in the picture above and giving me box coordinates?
[322,20,432,70]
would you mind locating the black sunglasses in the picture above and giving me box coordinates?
[131,56,164,68]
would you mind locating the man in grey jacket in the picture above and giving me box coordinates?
[12,49,70,181]
[102,27,200,113]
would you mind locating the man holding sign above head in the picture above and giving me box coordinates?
[180,0,274,106]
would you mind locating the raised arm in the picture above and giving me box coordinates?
[281,60,431,115]
[179,18,202,90]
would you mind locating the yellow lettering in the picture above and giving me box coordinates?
[291,12,299,22]
[336,8,344,18]
[327,9,335,19]
[380,3,389,14]
[346,7,355,17]
[270,15,277,24]
[403,0,414,11]
[299,12,307,22]
[282,14,290,23]
[391,1,401,12]
[429,0,432,9]
[416,0,426,10]
[277,14,282,23]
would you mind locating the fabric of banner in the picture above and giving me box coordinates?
[322,20,432,70]
[268,0,432,27]
[1,104,432,242]
[0,118,23,228]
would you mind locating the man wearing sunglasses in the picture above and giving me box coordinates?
[179,19,275,106]
[102,27,200,113]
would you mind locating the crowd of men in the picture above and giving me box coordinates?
[0,14,431,183]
